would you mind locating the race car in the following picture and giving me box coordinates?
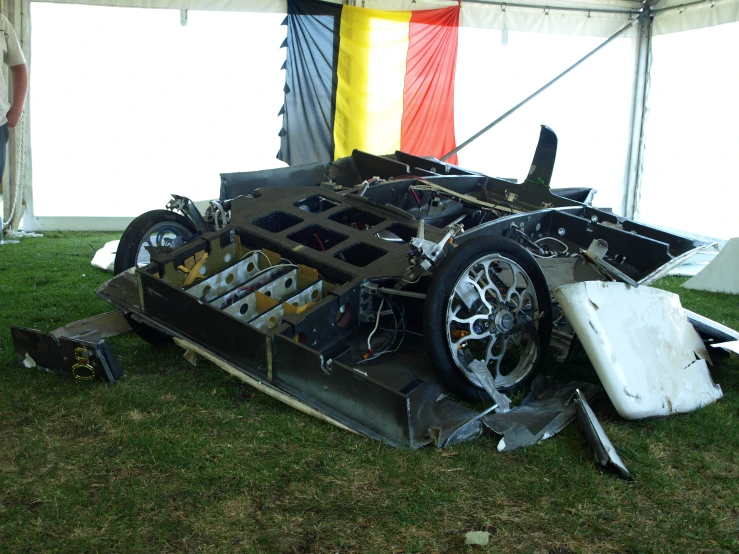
[101,126,716,448]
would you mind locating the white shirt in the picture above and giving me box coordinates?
[0,14,26,126]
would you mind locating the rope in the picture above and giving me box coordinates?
[3,110,26,230]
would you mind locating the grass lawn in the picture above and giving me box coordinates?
[1,232,738,553]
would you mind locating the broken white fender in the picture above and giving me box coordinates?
[552,281,722,419]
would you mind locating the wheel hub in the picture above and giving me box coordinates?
[493,309,515,334]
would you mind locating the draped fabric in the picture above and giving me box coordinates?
[277,0,341,166]
[332,6,412,160]
[402,7,459,165]
[278,0,460,166]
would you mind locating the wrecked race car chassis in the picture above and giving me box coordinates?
[97,127,721,450]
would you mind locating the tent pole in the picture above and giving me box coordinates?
[5,0,31,231]
[1,0,8,227]
[440,15,642,162]
[5,0,20,230]
[622,14,652,219]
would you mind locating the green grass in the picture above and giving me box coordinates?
[1,233,738,553]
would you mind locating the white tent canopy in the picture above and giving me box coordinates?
[2,0,738,239]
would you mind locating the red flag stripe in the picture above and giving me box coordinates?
[401,6,460,165]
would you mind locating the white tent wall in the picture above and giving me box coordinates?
[4,0,736,232]
[31,0,287,12]
[453,24,639,212]
[27,3,288,228]
[636,19,739,239]
[635,0,739,239]
[653,0,739,35]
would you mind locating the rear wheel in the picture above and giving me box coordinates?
[423,237,552,403]
[114,210,199,344]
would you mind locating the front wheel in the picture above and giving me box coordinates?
[114,210,197,274]
[423,237,552,403]
[114,209,199,344]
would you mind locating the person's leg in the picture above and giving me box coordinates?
[0,123,8,181]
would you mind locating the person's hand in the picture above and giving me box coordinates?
[7,107,21,128]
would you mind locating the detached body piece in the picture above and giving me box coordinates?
[573,388,633,481]
[552,282,722,419]
[482,379,602,452]
[11,326,124,383]
[10,311,129,384]
[686,309,739,347]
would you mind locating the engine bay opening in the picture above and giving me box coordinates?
[329,207,385,230]
[252,211,304,233]
[335,242,387,267]
[379,223,417,244]
[287,224,348,251]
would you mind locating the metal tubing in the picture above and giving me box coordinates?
[461,0,642,16]
[622,15,652,218]
[376,287,426,300]
[363,283,427,300]
[651,0,707,13]
[440,16,641,162]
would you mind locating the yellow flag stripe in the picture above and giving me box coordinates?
[333,6,411,159]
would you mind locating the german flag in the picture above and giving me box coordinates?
[278,0,460,166]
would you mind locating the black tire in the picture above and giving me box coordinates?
[423,236,552,403]
[115,210,199,344]
[114,210,197,274]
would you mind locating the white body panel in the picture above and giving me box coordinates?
[552,281,722,419]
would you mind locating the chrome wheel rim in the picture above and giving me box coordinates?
[445,253,540,390]
[134,221,194,268]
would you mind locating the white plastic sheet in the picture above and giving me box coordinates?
[91,239,119,272]
[683,237,739,295]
